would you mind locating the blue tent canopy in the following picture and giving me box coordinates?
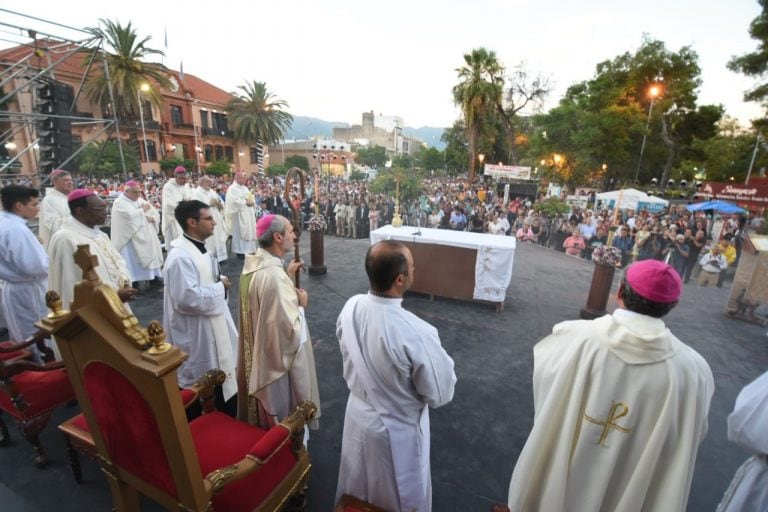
[686,200,746,214]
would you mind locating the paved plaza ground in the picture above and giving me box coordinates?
[1,234,767,511]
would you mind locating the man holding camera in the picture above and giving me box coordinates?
[698,244,728,287]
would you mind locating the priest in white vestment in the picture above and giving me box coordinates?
[716,369,768,511]
[47,190,138,309]
[38,170,74,249]
[110,181,163,284]
[192,176,228,262]
[508,259,713,512]
[336,240,456,512]
[0,186,48,353]
[225,171,257,257]
[163,199,238,405]
[236,214,320,429]
[161,166,191,252]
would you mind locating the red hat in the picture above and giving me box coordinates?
[256,214,276,238]
[67,189,96,202]
[626,260,682,303]
[50,169,69,178]
[174,166,188,175]
[124,180,140,187]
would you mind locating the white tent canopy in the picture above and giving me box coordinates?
[596,188,669,210]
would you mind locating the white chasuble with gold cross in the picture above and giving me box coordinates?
[508,309,714,512]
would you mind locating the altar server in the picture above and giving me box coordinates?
[192,176,228,262]
[225,171,257,258]
[336,240,456,511]
[38,169,73,249]
[161,166,191,251]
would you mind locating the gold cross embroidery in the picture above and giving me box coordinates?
[583,401,633,447]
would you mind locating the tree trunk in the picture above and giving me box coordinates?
[660,116,676,185]
[467,121,477,183]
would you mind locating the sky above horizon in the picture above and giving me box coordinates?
[0,1,765,130]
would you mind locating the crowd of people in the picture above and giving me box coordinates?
[0,167,766,511]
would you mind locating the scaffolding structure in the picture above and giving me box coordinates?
[0,8,127,185]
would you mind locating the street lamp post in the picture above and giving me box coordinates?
[633,85,661,183]
[137,83,151,172]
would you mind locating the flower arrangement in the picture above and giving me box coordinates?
[307,213,326,232]
[591,245,623,267]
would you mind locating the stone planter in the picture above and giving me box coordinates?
[308,229,327,275]
[580,263,616,319]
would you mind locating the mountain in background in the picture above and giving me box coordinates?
[285,115,447,150]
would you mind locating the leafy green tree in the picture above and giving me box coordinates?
[78,139,140,177]
[227,81,293,167]
[205,159,231,176]
[285,155,309,171]
[266,164,287,176]
[533,197,571,217]
[417,146,445,172]
[368,167,421,201]
[453,47,504,182]
[348,169,367,181]
[392,155,413,169]
[442,121,469,176]
[83,19,171,120]
[355,145,388,168]
[728,0,768,118]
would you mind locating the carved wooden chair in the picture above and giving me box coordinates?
[334,495,388,512]
[40,245,317,511]
[59,369,226,484]
[0,329,75,466]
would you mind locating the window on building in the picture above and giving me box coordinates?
[204,144,213,162]
[170,105,183,125]
[212,113,228,132]
[250,147,259,163]
[224,146,234,162]
[200,110,209,129]
[146,140,157,162]
[214,145,224,160]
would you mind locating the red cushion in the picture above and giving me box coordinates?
[0,341,31,362]
[84,362,177,497]
[180,388,197,407]
[0,369,73,419]
[190,412,298,512]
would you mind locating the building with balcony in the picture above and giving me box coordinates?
[0,39,267,177]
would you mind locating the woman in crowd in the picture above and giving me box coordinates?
[563,229,586,257]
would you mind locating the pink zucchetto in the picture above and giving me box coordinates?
[50,169,69,178]
[256,214,276,238]
[67,189,96,202]
[625,259,682,303]
[124,180,140,187]
[174,166,188,175]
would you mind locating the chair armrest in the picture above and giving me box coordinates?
[184,369,226,413]
[1,360,66,379]
[202,400,318,495]
[0,330,55,362]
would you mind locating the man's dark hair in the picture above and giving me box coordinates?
[365,240,409,292]
[619,278,677,318]
[175,200,209,231]
[1,185,39,212]
[68,195,90,215]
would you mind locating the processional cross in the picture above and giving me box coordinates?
[74,244,100,283]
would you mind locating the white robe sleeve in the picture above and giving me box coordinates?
[727,370,768,455]
[164,254,227,316]
[405,321,456,409]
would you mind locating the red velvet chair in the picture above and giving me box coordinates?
[41,246,317,511]
[0,331,74,467]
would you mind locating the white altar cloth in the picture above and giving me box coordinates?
[370,225,516,302]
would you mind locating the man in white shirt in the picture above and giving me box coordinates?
[163,200,238,412]
[225,171,257,258]
[698,244,728,287]
[38,170,74,249]
[507,259,713,512]
[161,166,191,252]
[192,176,228,262]
[48,190,137,309]
[0,186,48,353]
[336,240,457,511]
[110,180,163,286]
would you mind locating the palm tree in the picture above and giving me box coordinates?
[83,19,171,120]
[227,81,293,170]
[452,48,504,182]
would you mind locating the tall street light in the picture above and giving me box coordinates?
[634,85,661,183]
[137,83,151,172]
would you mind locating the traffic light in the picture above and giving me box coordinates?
[36,81,74,174]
